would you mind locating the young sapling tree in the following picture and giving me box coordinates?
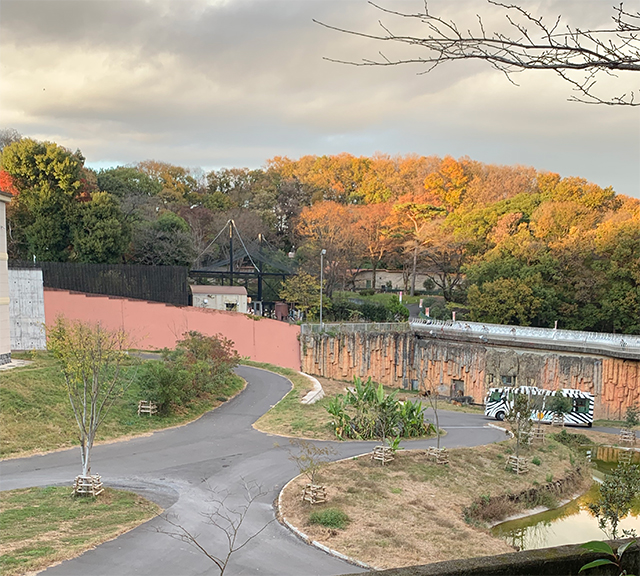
[286,438,336,487]
[505,392,534,460]
[47,317,132,481]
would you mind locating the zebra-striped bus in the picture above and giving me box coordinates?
[484,386,594,427]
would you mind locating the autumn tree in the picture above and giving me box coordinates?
[295,201,365,296]
[47,318,132,478]
[389,194,444,295]
[417,218,469,302]
[137,160,202,205]
[423,156,469,211]
[352,203,396,289]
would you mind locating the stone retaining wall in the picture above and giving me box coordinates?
[300,330,640,420]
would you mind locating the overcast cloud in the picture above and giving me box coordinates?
[1,0,638,197]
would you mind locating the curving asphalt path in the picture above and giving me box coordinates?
[1,366,507,576]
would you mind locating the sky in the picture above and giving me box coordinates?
[1,0,639,198]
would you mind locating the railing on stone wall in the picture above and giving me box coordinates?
[301,322,410,335]
[411,318,640,359]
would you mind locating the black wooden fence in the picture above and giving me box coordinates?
[9,261,189,306]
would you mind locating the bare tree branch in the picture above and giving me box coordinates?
[156,480,274,576]
[315,1,640,105]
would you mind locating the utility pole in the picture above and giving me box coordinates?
[257,233,263,303]
[229,220,234,286]
[320,249,326,329]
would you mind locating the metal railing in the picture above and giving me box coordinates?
[301,322,410,335]
[410,317,640,356]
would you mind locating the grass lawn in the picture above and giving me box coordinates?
[247,361,442,440]
[333,290,429,307]
[0,486,160,576]
[280,438,587,570]
[0,353,245,459]
[244,361,336,439]
[593,418,638,429]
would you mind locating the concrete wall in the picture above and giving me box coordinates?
[301,330,640,420]
[44,289,301,370]
[9,268,46,350]
[0,200,10,364]
[341,539,639,576]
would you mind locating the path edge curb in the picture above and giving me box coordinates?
[276,455,376,572]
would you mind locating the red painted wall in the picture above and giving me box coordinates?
[44,290,301,371]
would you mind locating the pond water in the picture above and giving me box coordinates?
[491,446,640,551]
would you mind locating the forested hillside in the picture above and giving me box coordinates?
[1,133,638,333]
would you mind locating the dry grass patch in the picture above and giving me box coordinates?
[249,362,439,441]
[280,439,585,569]
[0,486,160,576]
[249,361,374,439]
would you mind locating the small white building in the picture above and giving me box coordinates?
[353,269,433,291]
[191,285,248,313]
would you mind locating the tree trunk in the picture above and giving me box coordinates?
[434,395,440,450]
[411,244,418,296]
[81,434,94,476]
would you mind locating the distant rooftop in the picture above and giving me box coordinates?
[191,285,247,296]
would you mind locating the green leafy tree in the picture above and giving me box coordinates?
[47,317,132,477]
[2,138,85,261]
[467,277,543,326]
[73,192,130,263]
[129,212,195,266]
[279,272,321,319]
[97,166,162,198]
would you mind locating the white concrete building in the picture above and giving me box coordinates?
[191,285,248,313]
[352,269,433,292]
[0,192,12,364]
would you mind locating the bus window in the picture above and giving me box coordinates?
[574,399,589,414]
[489,390,502,402]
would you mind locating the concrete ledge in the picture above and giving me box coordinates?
[341,539,639,576]
[300,372,325,404]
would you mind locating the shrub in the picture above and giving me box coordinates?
[553,429,593,448]
[309,507,350,529]
[532,457,541,466]
[136,360,190,414]
[625,403,640,428]
[138,331,239,414]
[385,295,409,321]
[326,376,431,440]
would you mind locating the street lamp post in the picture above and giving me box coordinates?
[320,249,326,330]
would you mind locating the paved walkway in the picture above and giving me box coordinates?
[1,366,506,576]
